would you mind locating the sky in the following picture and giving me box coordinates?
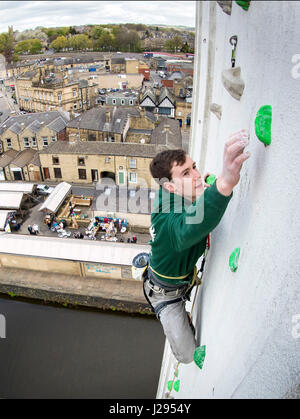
[0,1,196,34]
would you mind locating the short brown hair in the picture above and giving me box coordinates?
[150,149,186,184]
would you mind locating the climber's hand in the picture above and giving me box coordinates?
[217,129,250,196]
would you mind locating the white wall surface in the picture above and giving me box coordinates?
[157,1,300,399]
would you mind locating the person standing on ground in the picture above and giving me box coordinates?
[143,130,250,365]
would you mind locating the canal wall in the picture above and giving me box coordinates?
[0,234,152,314]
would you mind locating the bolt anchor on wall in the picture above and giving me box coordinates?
[230,35,238,68]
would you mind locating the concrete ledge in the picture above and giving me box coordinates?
[0,267,153,315]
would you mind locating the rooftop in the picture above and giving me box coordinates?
[0,111,68,136]
[39,139,168,158]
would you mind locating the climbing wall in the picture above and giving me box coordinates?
[157,1,300,399]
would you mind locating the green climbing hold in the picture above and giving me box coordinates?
[193,345,206,369]
[236,0,251,11]
[255,105,272,146]
[167,379,180,392]
[229,247,240,272]
[205,174,216,185]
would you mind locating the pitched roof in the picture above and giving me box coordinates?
[10,148,38,168]
[0,149,19,168]
[38,139,168,158]
[158,87,175,106]
[150,117,182,149]
[140,88,156,106]
[66,107,155,134]
[0,111,68,136]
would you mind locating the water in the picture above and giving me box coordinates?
[0,296,165,399]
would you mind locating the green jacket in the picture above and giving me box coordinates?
[149,181,232,286]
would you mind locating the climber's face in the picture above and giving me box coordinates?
[164,155,204,202]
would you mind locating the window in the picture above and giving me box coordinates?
[88,134,96,141]
[42,137,48,147]
[73,103,77,110]
[6,138,12,149]
[54,167,62,178]
[112,99,116,105]
[32,137,37,147]
[52,157,59,165]
[78,168,87,180]
[51,136,56,143]
[23,137,30,148]
[105,157,110,164]
[121,99,125,105]
[58,93,62,102]
[73,90,77,97]
[78,157,85,166]
[129,99,133,105]
[129,158,137,169]
[129,172,137,183]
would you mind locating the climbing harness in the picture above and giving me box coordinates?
[166,234,211,399]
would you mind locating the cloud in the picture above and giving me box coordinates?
[0,1,196,33]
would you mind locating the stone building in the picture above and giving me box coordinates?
[105,90,139,107]
[66,106,156,145]
[38,140,167,188]
[0,147,42,182]
[15,68,97,114]
[0,111,68,153]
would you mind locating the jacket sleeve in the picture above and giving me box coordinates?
[168,182,232,251]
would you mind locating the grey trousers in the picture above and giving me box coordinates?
[143,278,197,364]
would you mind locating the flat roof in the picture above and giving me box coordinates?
[0,182,34,193]
[0,234,150,266]
[0,191,24,209]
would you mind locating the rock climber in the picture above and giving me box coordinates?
[143,130,250,366]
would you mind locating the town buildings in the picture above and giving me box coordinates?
[15,68,98,114]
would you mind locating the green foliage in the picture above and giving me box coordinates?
[67,34,92,51]
[94,31,114,51]
[15,38,42,54]
[0,26,14,63]
[50,35,67,51]
[164,36,183,53]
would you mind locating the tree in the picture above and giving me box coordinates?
[15,38,42,54]
[50,35,67,51]
[29,39,43,54]
[164,36,183,53]
[181,42,190,53]
[0,26,15,63]
[94,31,114,51]
[67,34,91,51]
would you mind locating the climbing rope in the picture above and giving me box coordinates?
[166,234,211,398]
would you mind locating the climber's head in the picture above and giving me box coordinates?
[150,149,204,202]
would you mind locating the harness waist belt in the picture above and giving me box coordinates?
[148,266,194,291]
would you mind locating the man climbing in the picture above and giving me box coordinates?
[143,130,250,366]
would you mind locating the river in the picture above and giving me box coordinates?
[0,296,165,399]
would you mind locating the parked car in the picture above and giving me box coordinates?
[0,111,3,116]
[36,184,54,195]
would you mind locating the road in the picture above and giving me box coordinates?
[0,54,21,124]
